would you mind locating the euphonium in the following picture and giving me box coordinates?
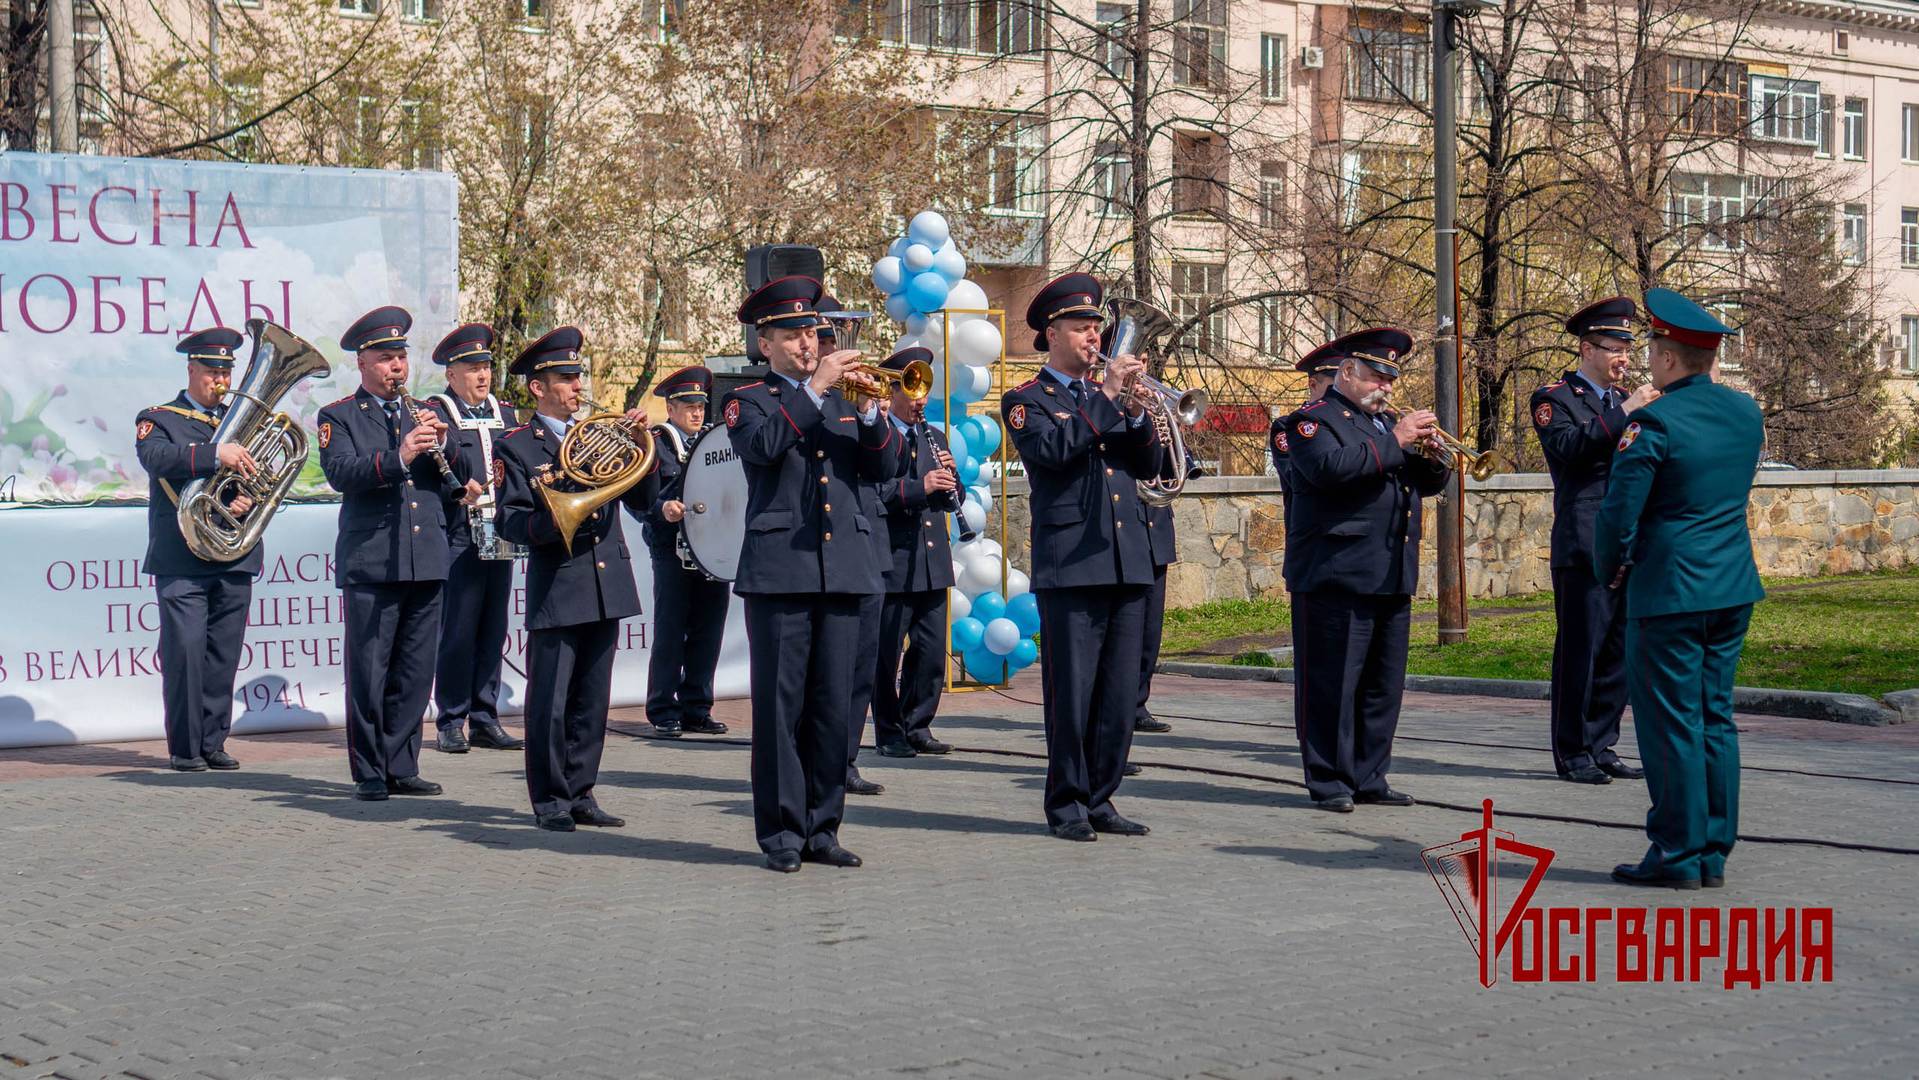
[537,394,659,555]
[1097,296,1208,507]
[175,319,331,562]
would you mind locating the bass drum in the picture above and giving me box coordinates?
[677,424,749,583]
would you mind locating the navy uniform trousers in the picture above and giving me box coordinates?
[846,481,888,778]
[524,617,621,817]
[645,557,731,728]
[156,572,251,760]
[435,537,513,733]
[747,595,866,849]
[1136,566,1167,722]
[873,589,946,746]
[344,582,441,783]
[1550,566,1629,773]
[1290,591,1410,801]
[1037,585,1147,828]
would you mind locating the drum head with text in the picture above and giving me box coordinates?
[678,425,748,582]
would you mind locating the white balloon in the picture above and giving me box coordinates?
[945,280,989,316]
[932,245,967,283]
[884,293,914,323]
[974,537,1002,561]
[948,588,971,622]
[908,210,951,249]
[1004,566,1031,598]
[904,312,930,336]
[871,256,905,296]
[964,364,993,401]
[969,484,993,514]
[983,617,1022,656]
[976,459,1000,482]
[959,553,999,594]
[949,318,1004,368]
[960,498,986,536]
[903,243,935,273]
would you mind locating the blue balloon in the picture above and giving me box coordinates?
[950,615,985,652]
[908,210,951,249]
[969,414,1001,455]
[945,425,969,466]
[1006,592,1040,636]
[884,293,914,323]
[1009,637,1039,671]
[932,245,967,283]
[970,590,1007,624]
[906,271,951,315]
[964,647,1006,683]
[958,455,980,485]
[871,256,905,296]
[887,236,911,260]
[924,396,945,423]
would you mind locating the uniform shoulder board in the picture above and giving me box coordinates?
[501,423,529,437]
[325,393,357,409]
[1542,380,1565,391]
[1012,378,1038,391]
[732,381,764,393]
[1299,399,1329,413]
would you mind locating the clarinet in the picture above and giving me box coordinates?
[404,395,461,489]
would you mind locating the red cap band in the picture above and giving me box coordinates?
[1649,315,1723,351]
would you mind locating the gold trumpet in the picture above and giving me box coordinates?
[1421,423,1503,482]
[837,359,933,404]
[538,394,658,555]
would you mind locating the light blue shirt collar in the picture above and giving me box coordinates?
[1568,369,1611,400]
[537,412,570,439]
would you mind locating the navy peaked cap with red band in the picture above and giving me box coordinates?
[509,326,585,378]
[1301,327,1413,378]
[1565,296,1639,341]
[433,323,495,367]
[342,306,412,353]
[176,326,243,368]
[1026,272,1104,351]
[738,276,824,330]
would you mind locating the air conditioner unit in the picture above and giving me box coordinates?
[1300,46,1325,70]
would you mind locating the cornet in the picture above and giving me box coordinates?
[1419,423,1503,482]
[837,360,933,404]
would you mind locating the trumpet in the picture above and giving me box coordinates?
[1419,423,1503,482]
[836,360,933,404]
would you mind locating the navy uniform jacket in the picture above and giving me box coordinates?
[642,423,704,560]
[134,393,264,578]
[1530,371,1629,568]
[1282,388,1451,595]
[1001,375,1159,590]
[422,394,522,547]
[721,379,900,596]
[316,388,462,587]
[879,421,961,593]
[1145,500,1175,567]
[494,418,662,630]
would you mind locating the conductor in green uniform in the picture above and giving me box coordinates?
[1595,287,1764,890]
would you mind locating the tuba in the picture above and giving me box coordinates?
[1098,297,1209,507]
[175,319,331,562]
[536,394,659,555]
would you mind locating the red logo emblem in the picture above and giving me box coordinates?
[1273,428,1288,453]
[1296,420,1318,439]
[1617,421,1640,452]
[1424,800,1556,988]
[1534,402,1553,427]
[136,419,155,441]
[1008,404,1027,430]
[318,422,332,449]
[724,399,742,428]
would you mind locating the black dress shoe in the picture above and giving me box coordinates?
[1563,765,1612,785]
[1133,713,1172,733]
[571,806,625,828]
[877,741,918,758]
[649,718,684,738]
[170,756,208,772]
[436,728,469,753]
[765,850,802,873]
[907,734,952,754]
[1051,821,1098,842]
[681,717,728,736]
[203,750,240,770]
[801,845,863,868]
[353,779,389,801]
[1702,869,1725,888]
[1610,862,1702,890]
[846,775,885,796]
[1313,795,1355,813]
[468,723,525,750]
[1599,759,1645,780]
[387,776,443,796]
[1355,789,1415,806]
[1090,814,1150,836]
[1123,762,1142,776]
[537,812,576,832]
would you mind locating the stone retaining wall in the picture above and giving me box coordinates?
[991,470,1919,607]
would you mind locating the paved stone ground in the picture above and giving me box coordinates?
[1,674,1914,1080]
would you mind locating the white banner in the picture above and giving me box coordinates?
[0,503,751,748]
[1,152,460,505]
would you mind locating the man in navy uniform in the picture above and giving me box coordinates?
[871,346,963,759]
[1282,329,1450,812]
[643,364,731,739]
[1268,351,1339,702]
[1001,273,1160,842]
[1115,323,1177,740]
[494,328,658,832]
[1597,289,1763,890]
[723,275,899,872]
[317,306,458,801]
[422,323,525,755]
[1531,298,1660,784]
[135,327,259,772]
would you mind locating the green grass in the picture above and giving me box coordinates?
[1162,567,1919,697]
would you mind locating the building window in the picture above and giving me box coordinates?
[1257,297,1284,356]
[226,79,261,162]
[1843,98,1867,159]
[980,115,1045,216]
[1904,104,1919,162]
[1260,33,1288,101]
[1749,75,1820,145]
[1817,93,1834,155]
[72,1,107,150]
[1172,130,1227,216]
[1901,316,1919,373]
[1902,208,1919,267]
[637,0,677,40]
[1172,0,1227,90]
[1258,160,1285,229]
[1834,29,1850,55]
[1841,203,1867,265]
[1665,55,1745,137]
[1171,261,1226,354]
[637,268,688,343]
[1096,3,1131,79]
[507,98,551,170]
[980,0,1041,54]
[339,0,377,15]
[1347,14,1430,105]
[1668,173,1746,251]
[400,100,442,170]
[1093,140,1132,217]
[401,0,439,19]
[517,0,546,25]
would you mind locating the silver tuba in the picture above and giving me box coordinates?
[175,319,331,561]
[1098,297,1209,507]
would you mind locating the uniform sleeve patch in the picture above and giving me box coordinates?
[1272,428,1288,453]
[1295,419,1318,439]
[1533,402,1553,427]
[136,419,155,441]
[724,399,742,428]
[491,457,506,489]
[318,422,332,449]
[1008,403,1027,430]
[1616,421,1640,452]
